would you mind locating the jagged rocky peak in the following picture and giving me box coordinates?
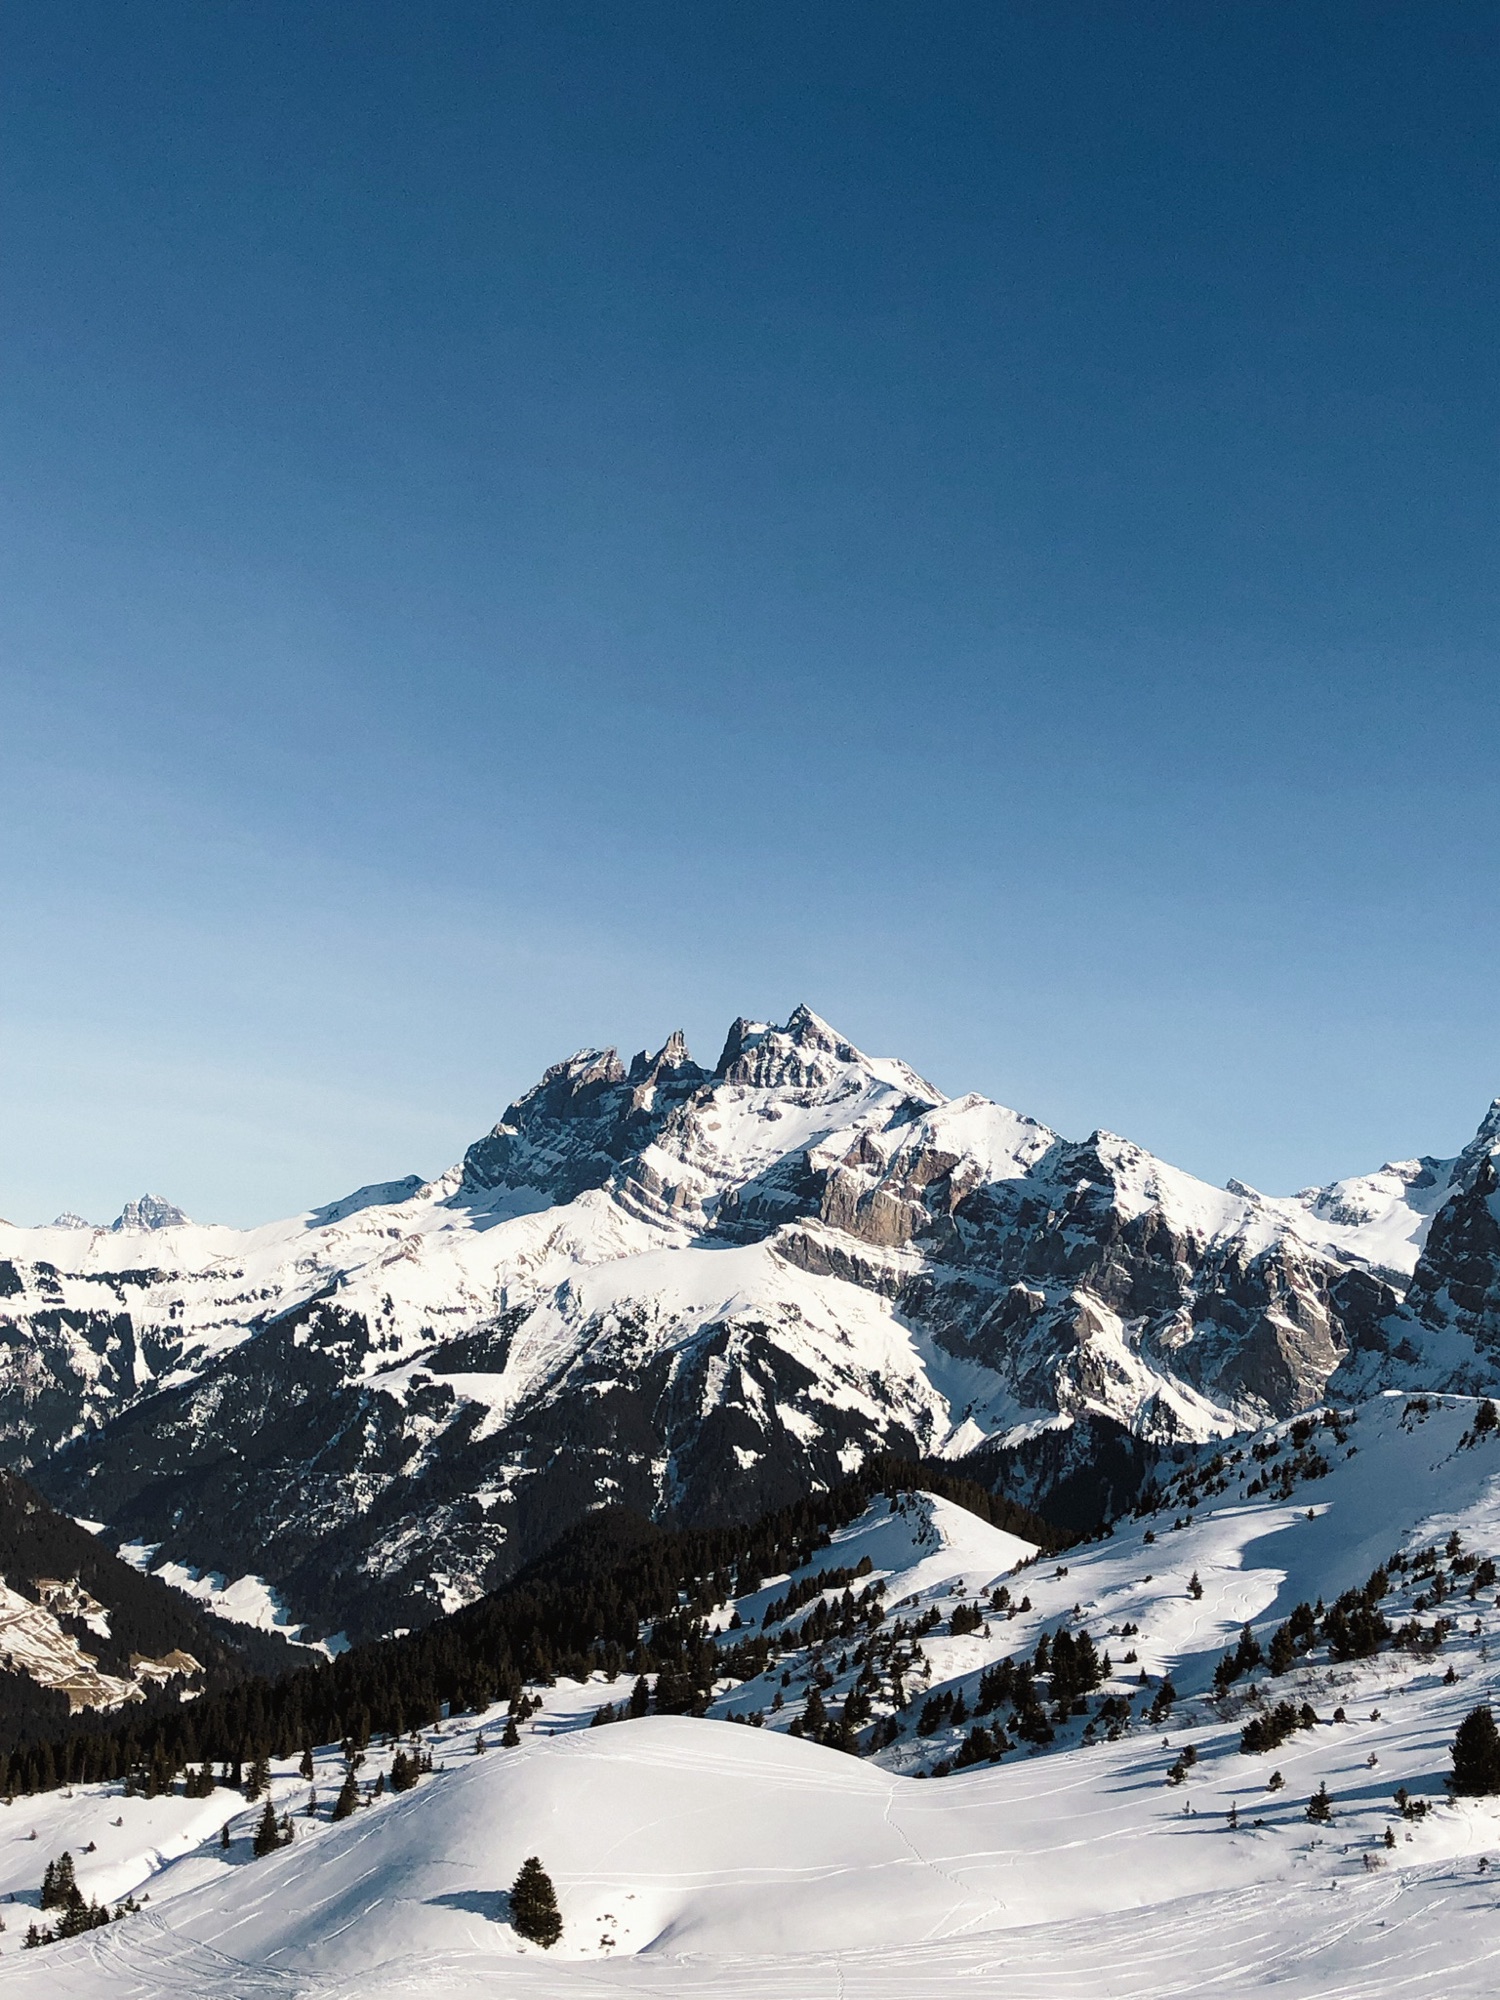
[461,1034,708,1204]
[714,1003,937,1100]
[110,1194,189,1232]
[458,1006,933,1217]
[1453,1098,1500,1185]
[716,1003,850,1083]
[1405,1098,1500,1350]
[50,1212,95,1230]
[627,1028,702,1086]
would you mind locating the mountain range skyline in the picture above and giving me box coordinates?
[20,1004,1498,1236]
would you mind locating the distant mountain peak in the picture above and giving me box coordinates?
[110,1194,190,1233]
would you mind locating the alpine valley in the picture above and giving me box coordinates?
[3,1007,1499,1646]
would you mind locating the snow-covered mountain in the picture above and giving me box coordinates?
[8,1392,1500,1998]
[3,1006,1499,1640]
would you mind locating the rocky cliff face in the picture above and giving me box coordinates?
[1403,1102,1500,1351]
[3,1009,1498,1641]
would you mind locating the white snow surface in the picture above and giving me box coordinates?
[9,1393,1500,1994]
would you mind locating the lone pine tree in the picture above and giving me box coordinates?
[253,1800,281,1858]
[1306,1782,1334,1824]
[331,1767,361,1821]
[1450,1705,1500,1795]
[510,1855,562,1948]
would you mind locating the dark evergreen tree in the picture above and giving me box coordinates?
[502,1717,521,1749]
[510,1855,562,1948]
[299,1746,315,1781]
[40,1852,76,1910]
[1450,1705,1500,1795]
[253,1800,281,1858]
[52,1887,105,1940]
[331,1768,360,1821]
[1306,1782,1333,1824]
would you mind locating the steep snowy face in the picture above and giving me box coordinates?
[1268,1157,1460,1283]
[5,1010,1500,1641]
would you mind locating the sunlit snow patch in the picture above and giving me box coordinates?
[116,1543,334,1653]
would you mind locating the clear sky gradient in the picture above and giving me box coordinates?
[2,2,1496,1225]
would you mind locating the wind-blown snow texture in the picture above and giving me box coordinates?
[8,1394,1500,1996]
[4,1007,1499,1638]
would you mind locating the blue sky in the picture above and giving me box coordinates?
[2,2,1496,1225]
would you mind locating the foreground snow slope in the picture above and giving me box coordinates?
[8,1392,1500,1995]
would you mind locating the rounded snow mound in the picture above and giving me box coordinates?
[155,1717,991,1976]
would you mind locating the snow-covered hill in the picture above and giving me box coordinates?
[7,1392,1500,1997]
[3,1007,1498,1638]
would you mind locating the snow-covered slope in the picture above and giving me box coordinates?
[9,1394,1500,1996]
[4,1009,1499,1639]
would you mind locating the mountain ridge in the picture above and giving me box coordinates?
[2,1007,1497,1640]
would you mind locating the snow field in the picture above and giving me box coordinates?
[7,1392,1500,1994]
